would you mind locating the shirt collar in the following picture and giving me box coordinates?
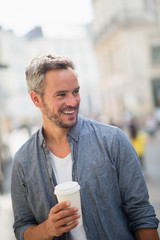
[67,114,83,142]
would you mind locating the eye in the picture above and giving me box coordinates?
[57,92,66,97]
[73,88,80,95]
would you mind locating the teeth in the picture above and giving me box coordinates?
[63,110,74,114]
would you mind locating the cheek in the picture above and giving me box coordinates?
[77,95,81,103]
[55,100,66,109]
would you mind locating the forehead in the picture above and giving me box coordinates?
[44,68,79,92]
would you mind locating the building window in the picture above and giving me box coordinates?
[151,45,160,64]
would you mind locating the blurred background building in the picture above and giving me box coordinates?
[91,0,160,127]
[0,25,102,129]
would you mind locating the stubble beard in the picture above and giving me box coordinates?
[42,100,79,129]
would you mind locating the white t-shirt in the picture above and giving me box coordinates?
[50,152,87,240]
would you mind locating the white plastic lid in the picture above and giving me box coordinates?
[54,181,80,195]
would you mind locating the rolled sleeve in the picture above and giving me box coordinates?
[115,128,159,232]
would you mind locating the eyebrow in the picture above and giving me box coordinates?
[73,86,80,91]
[55,86,80,95]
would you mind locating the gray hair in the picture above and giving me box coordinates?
[25,54,75,97]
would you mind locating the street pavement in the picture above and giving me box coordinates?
[0,132,160,239]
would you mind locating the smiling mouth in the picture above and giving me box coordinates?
[63,110,75,114]
[61,106,78,115]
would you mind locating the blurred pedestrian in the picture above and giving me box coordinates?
[129,118,147,168]
[11,54,159,240]
[145,115,157,136]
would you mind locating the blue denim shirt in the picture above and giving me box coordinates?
[11,115,159,240]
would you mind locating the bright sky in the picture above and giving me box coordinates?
[0,0,93,37]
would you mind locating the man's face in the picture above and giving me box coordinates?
[40,67,80,129]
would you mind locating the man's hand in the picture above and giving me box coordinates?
[46,201,80,237]
[24,201,80,240]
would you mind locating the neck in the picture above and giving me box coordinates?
[43,124,71,158]
[43,122,69,144]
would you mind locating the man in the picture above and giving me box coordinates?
[11,54,159,240]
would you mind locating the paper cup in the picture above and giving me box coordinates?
[54,181,82,227]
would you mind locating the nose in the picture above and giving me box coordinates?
[66,94,77,106]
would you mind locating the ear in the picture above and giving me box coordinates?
[30,91,42,108]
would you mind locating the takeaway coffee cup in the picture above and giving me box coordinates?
[54,181,82,227]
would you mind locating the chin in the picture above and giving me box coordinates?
[54,118,76,129]
[66,120,77,128]
[61,118,77,128]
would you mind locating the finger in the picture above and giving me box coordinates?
[55,206,79,222]
[60,219,79,233]
[54,219,79,237]
[58,212,80,226]
[52,201,70,214]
